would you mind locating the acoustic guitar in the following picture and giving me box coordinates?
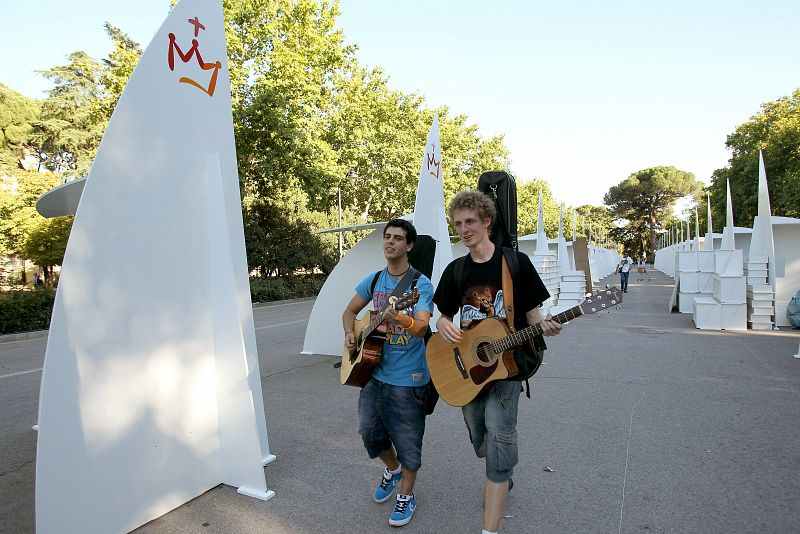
[340,288,420,387]
[426,286,622,406]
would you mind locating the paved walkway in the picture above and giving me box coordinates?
[2,270,799,533]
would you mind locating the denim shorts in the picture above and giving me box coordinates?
[358,378,427,472]
[461,380,522,483]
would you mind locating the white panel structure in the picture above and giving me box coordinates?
[35,2,273,533]
[302,228,384,356]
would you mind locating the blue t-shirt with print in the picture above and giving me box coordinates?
[355,269,434,387]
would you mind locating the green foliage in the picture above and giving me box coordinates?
[97,23,143,122]
[0,171,66,258]
[575,204,614,243]
[0,288,56,334]
[249,274,326,302]
[32,51,106,176]
[516,180,563,238]
[244,199,336,276]
[228,0,351,209]
[0,84,40,173]
[604,166,702,256]
[20,216,73,276]
[709,87,800,228]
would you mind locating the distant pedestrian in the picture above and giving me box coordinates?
[617,254,633,292]
[35,273,44,287]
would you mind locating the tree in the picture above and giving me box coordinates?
[515,179,560,237]
[0,171,71,283]
[244,198,335,276]
[20,216,73,283]
[0,84,40,173]
[708,87,800,228]
[97,23,143,122]
[227,0,352,211]
[575,204,615,246]
[604,166,702,257]
[31,51,105,176]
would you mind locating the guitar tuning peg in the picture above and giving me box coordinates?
[596,313,601,318]
[616,305,621,310]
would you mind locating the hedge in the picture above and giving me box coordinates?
[0,275,327,335]
[249,274,326,303]
[0,288,56,335]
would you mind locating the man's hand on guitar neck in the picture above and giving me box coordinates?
[435,315,463,344]
[528,307,562,337]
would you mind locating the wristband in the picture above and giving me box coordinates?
[345,331,353,335]
[397,314,414,329]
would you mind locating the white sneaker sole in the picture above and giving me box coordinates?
[389,507,415,526]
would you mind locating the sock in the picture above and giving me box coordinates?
[397,493,413,500]
[482,530,497,534]
[388,464,402,475]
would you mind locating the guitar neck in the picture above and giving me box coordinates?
[361,307,390,340]
[492,304,584,353]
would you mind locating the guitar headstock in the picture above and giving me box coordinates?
[393,287,420,311]
[583,286,622,314]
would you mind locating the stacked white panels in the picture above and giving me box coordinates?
[714,249,746,331]
[553,270,587,314]
[693,248,746,330]
[532,250,561,314]
[745,256,774,329]
[691,249,722,328]
[677,250,700,313]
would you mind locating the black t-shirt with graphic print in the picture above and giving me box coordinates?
[433,247,550,330]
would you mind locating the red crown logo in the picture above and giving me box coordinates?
[167,17,222,97]
[426,143,440,179]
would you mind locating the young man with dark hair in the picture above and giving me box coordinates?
[432,190,562,534]
[342,218,434,527]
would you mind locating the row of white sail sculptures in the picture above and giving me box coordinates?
[653,151,800,331]
[33,0,621,531]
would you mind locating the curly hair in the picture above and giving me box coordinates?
[448,190,496,227]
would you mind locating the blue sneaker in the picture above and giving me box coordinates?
[373,468,401,503]
[389,493,416,526]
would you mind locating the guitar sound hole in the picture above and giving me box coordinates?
[476,341,493,364]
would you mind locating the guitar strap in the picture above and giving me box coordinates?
[501,254,514,331]
[501,248,534,398]
[370,267,419,302]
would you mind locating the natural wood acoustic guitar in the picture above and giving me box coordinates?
[340,288,420,387]
[426,286,622,406]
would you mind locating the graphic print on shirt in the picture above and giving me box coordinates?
[372,290,413,346]
[460,284,505,329]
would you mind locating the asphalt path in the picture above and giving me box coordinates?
[1,271,799,533]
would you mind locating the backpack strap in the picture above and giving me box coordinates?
[452,255,467,293]
[369,270,382,297]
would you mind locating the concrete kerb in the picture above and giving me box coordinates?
[0,296,318,344]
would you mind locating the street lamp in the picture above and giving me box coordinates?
[337,171,356,259]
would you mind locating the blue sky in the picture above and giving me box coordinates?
[2,0,798,207]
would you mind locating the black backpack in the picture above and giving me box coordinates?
[478,171,518,251]
[452,247,545,398]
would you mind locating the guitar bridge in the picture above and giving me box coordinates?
[453,347,468,379]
